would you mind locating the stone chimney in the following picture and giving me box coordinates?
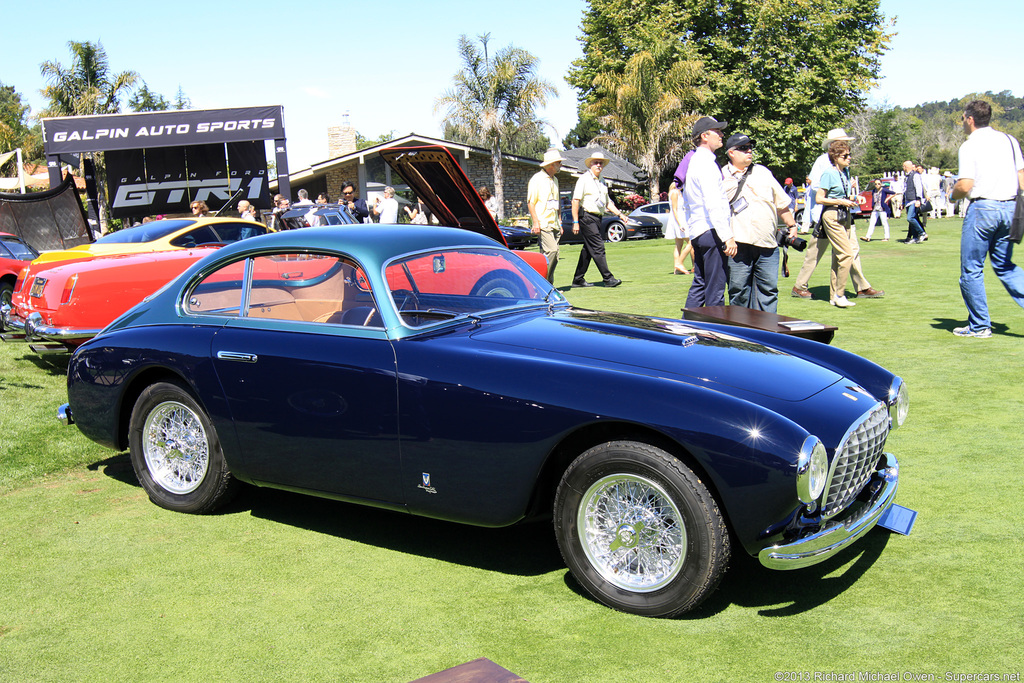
[327,111,357,159]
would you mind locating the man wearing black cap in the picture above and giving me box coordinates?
[683,116,736,307]
[722,133,799,312]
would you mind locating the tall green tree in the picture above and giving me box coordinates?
[40,40,139,116]
[569,0,893,180]
[586,39,707,198]
[1,83,32,152]
[858,107,912,176]
[128,83,170,112]
[435,33,556,219]
[173,86,191,110]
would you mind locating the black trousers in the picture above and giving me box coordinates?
[573,212,613,282]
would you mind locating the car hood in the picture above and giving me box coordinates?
[378,146,508,247]
[471,309,844,402]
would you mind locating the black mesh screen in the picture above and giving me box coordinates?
[0,175,91,251]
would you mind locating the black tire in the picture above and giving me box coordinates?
[0,281,13,330]
[604,221,626,243]
[128,380,238,514]
[470,270,527,298]
[553,440,730,617]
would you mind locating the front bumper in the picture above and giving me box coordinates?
[758,452,899,570]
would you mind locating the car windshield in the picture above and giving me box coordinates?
[0,237,38,260]
[385,247,561,327]
[94,219,196,244]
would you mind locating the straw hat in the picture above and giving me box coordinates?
[584,150,610,168]
[539,149,565,169]
[822,128,855,150]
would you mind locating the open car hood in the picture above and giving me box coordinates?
[379,146,508,247]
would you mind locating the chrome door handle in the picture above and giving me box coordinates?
[216,351,258,363]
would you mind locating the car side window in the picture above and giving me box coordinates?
[187,260,247,316]
[170,226,220,248]
[187,252,381,327]
[212,222,267,243]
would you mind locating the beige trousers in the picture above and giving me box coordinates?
[538,226,561,283]
[821,209,860,300]
[794,222,871,293]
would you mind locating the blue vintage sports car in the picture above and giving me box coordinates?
[59,149,909,618]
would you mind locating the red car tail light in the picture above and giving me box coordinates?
[60,274,79,304]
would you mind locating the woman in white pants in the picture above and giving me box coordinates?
[862,179,894,242]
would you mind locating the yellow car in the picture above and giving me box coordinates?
[32,217,268,266]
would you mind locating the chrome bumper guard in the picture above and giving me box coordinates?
[758,452,898,570]
[58,403,74,426]
[0,307,99,348]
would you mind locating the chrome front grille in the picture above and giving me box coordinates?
[822,402,889,518]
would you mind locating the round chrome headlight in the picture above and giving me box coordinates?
[888,377,909,429]
[796,436,828,504]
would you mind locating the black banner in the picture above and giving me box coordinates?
[107,142,271,218]
[43,106,285,155]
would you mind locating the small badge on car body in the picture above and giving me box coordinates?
[418,472,437,494]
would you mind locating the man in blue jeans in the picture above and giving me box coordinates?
[900,160,927,243]
[950,100,1024,338]
[721,133,799,312]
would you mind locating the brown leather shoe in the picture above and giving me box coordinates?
[856,287,885,298]
[791,287,812,298]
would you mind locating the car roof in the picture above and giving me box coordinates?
[93,217,256,244]
[206,223,505,266]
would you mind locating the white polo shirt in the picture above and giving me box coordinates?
[958,126,1024,201]
[683,146,732,241]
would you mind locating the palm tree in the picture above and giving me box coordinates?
[435,33,556,219]
[588,49,707,199]
[40,40,139,117]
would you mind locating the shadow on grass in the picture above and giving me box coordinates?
[702,529,891,618]
[560,527,891,619]
[931,317,1023,337]
[18,351,71,376]
[87,452,892,609]
[88,455,564,577]
[245,486,565,577]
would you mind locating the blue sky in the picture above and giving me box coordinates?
[1,0,1019,170]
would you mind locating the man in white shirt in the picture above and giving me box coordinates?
[683,116,735,307]
[570,151,625,287]
[949,99,1024,338]
[372,186,399,224]
[527,149,564,283]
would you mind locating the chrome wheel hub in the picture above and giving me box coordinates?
[578,474,686,592]
[142,400,209,494]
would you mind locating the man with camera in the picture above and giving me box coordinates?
[721,133,801,312]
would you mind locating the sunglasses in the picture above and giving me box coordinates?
[839,154,851,159]
[734,145,753,153]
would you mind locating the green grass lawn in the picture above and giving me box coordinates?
[2,216,1023,682]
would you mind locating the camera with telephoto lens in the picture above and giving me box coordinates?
[777,229,807,251]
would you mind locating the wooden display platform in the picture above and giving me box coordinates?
[410,658,529,683]
[682,305,837,344]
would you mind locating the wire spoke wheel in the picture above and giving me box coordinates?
[142,400,210,494]
[554,440,729,617]
[578,474,686,591]
[129,381,238,514]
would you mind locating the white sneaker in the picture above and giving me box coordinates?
[830,296,856,308]
[953,326,992,338]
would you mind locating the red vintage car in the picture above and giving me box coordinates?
[1,147,547,354]
[1,232,39,310]
[2,247,222,353]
